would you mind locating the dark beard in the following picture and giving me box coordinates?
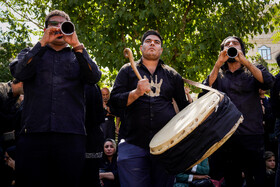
[227,58,236,63]
[143,53,160,61]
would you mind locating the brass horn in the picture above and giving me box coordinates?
[61,21,75,35]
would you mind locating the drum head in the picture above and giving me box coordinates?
[150,91,220,155]
[150,92,243,174]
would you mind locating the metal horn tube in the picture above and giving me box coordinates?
[227,47,238,58]
[61,21,75,35]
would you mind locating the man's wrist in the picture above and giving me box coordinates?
[72,43,84,52]
[215,61,223,69]
[242,59,251,66]
[39,40,47,47]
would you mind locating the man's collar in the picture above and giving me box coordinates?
[221,62,244,72]
[138,58,164,66]
[46,44,71,52]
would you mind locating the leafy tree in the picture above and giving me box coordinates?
[1,0,278,86]
[270,2,280,77]
[271,2,280,43]
[0,0,46,82]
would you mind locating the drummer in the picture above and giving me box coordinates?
[110,30,189,187]
[203,36,275,187]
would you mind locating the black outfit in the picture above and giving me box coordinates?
[110,58,188,187]
[110,59,189,149]
[81,84,105,187]
[0,82,22,187]
[265,169,275,187]
[261,96,277,154]
[271,73,280,135]
[100,154,120,187]
[101,113,115,140]
[270,72,280,187]
[10,42,101,134]
[10,42,101,187]
[0,82,22,134]
[203,63,275,187]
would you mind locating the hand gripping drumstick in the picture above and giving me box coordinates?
[123,48,142,80]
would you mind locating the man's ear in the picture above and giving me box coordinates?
[44,28,46,32]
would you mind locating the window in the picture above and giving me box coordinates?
[258,45,271,60]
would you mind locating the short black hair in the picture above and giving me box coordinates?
[276,53,280,67]
[220,36,246,56]
[141,30,163,45]
[45,10,70,28]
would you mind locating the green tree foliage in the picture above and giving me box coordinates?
[0,0,47,82]
[0,0,278,85]
[271,3,280,43]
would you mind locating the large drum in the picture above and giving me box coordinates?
[149,90,243,174]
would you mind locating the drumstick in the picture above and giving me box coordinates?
[123,48,142,80]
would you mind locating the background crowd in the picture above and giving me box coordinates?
[1,9,280,187]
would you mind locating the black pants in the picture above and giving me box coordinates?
[16,133,86,187]
[211,134,266,187]
[101,118,115,140]
[81,157,102,187]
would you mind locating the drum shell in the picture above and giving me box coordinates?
[152,93,242,175]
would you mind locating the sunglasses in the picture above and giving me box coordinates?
[48,21,64,27]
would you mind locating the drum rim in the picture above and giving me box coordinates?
[186,115,244,170]
[149,91,221,155]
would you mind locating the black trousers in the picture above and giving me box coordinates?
[16,133,86,187]
[211,134,266,187]
[81,158,102,187]
[101,118,115,140]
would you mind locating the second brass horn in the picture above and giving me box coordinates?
[61,21,75,35]
[227,47,238,58]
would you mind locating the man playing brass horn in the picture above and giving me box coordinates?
[10,10,101,187]
[203,36,275,187]
[110,30,189,187]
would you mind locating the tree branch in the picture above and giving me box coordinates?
[3,1,44,29]
[181,0,193,34]
[172,1,193,64]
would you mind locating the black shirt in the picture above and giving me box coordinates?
[84,84,104,156]
[271,73,280,118]
[10,42,101,135]
[203,63,274,135]
[110,58,189,149]
[270,73,280,136]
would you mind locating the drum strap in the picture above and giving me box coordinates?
[183,78,224,101]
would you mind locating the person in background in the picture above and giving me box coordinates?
[101,87,119,140]
[174,158,212,187]
[270,52,280,187]
[259,89,277,154]
[0,79,23,187]
[81,84,105,187]
[99,138,120,187]
[0,79,23,134]
[264,151,276,187]
[9,9,101,187]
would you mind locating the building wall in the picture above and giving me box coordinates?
[247,30,280,65]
